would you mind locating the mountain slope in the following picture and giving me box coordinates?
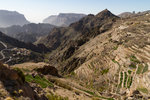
[38,10,150,99]
[37,9,119,71]
[72,13,150,99]
[1,9,150,100]
[0,10,29,27]
[0,23,55,43]
[43,13,86,27]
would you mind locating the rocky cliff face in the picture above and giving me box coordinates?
[43,13,86,27]
[0,10,29,27]
[0,23,55,43]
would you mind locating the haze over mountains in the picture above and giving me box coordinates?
[0,23,55,43]
[0,10,87,43]
[0,10,29,27]
[43,13,86,27]
[0,10,86,28]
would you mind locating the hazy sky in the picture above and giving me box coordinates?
[0,0,150,23]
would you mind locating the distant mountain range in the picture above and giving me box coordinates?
[0,10,29,27]
[119,10,150,18]
[0,23,55,43]
[43,13,86,27]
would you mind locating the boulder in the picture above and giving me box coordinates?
[36,65,60,77]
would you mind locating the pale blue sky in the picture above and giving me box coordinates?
[0,0,149,23]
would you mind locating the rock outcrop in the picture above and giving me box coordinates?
[36,65,60,77]
[0,63,42,100]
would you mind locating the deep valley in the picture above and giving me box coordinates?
[0,8,150,100]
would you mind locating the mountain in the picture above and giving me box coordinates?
[0,23,55,43]
[43,13,86,27]
[0,32,49,65]
[1,9,150,100]
[0,10,29,27]
[36,9,150,99]
[69,12,150,99]
[37,9,119,70]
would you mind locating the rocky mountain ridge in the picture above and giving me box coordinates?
[0,23,55,43]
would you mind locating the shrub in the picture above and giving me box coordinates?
[14,68,25,83]
[129,63,136,69]
[70,71,76,76]
[112,59,118,63]
[130,55,140,63]
[136,64,144,74]
[142,64,148,74]
[101,68,109,75]
[21,68,30,72]
[25,74,53,88]
[137,87,148,94]
[128,70,132,74]
[113,46,118,50]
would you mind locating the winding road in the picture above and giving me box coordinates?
[0,41,7,60]
[0,41,11,63]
